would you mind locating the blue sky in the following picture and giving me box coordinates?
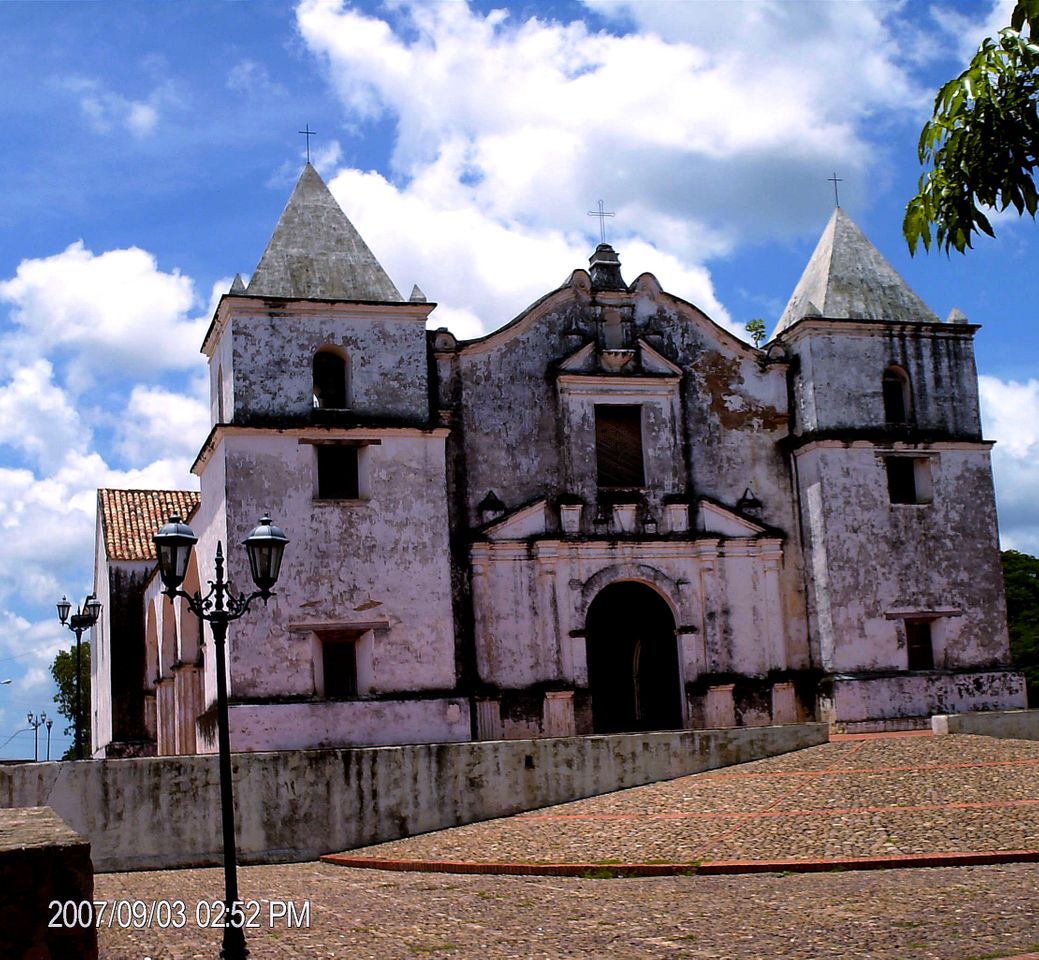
[0,0,1036,759]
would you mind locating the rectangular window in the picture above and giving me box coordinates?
[905,620,934,670]
[316,444,359,500]
[595,405,645,488]
[321,632,358,699]
[885,456,932,505]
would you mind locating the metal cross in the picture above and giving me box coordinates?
[587,199,615,244]
[828,172,843,208]
[299,124,317,164]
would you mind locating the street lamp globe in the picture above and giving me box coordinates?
[84,595,102,624]
[56,596,71,625]
[242,514,289,594]
[152,515,198,592]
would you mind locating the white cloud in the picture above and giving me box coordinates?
[980,375,1039,554]
[62,76,173,138]
[298,0,924,245]
[327,167,736,340]
[931,0,1017,61]
[0,241,208,383]
[115,380,210,465]
[295,0,929,337]
[0,360,87,472]
[226,59,287,98]
[313,139,343,178]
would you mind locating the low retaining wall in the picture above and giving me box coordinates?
[932,708,1039,739]
[1,723,826,873]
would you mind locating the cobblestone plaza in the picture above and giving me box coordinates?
[96,734,1039,959]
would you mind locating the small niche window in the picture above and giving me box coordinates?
[905,619,935,670]
[882,366,912,425]
[885,456,933,505]
[320,631,358,699]
[313,348,348,409]
[316,444,359,500]
[595,404,645,488]
[216,365,225,423]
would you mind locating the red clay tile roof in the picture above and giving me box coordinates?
[98,488,201,562]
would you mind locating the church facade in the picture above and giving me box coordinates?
[91,164,1025,758]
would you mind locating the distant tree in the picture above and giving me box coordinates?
[50,641,90,760]
[905,1,1039,254]
[1003,550,1039,705]
[745,318,767,347]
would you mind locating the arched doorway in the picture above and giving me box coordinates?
[585,581,682,733]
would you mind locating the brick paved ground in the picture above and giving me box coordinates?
[336,734,1039,868]
[94,734,1039,959]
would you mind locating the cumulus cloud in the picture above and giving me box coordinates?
[0,235,206,750]
[293,0,934,337]
[115,380,210,466]
[980,375,1039,554]
[0,241,209,383]
[0,360,87,472]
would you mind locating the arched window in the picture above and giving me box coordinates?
[313,348,349,409]
[882,365,912,425]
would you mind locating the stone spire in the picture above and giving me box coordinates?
[773,208,938,337]
[246,163,402,301]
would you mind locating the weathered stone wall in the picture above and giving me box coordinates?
[452,275,799,541]
[795,442,1009,675]
[210,431,457,701]
[445,267,811,721]
[0,807,96,959]
[827,671,1025,723]
[215,300,433,424]
[222,697,470,751]
[470,539,791,697]
[787,322,983,438]
[0,723,827,873]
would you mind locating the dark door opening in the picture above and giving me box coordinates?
[585,581,682,733]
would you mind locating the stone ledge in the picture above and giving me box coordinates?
[0,806,97,960]
[933,708,1039,739]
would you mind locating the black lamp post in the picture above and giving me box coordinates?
[46,718,53,761]
[27,711,47,762]
[152,513,288,960]
[56,594,101,761]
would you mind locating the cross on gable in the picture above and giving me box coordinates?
[299,124,317,164]
[587,199,615,244]
[828,172,843,208]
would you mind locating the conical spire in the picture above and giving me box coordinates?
[773,208,938,337]
[246,164,402,301]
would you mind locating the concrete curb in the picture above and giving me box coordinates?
[321,848,1039,878]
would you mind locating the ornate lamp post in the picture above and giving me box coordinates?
[46,717,53,761]
[27,711,47,762]
[56,593,102,760]
[152,513,288,960]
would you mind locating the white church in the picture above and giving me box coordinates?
[90,164,1026,758]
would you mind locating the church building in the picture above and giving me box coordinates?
[91,164,1025,757]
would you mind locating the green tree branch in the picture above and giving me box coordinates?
[905,0,1039,254]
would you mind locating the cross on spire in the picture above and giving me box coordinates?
[299,124,317,164]
[828,172,843,208]
[587,199,615,244]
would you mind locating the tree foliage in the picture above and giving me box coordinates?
[905,1,1039,254]
[50,640,90,760]
[1002,550,1039,705]
[745,318,767,347]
